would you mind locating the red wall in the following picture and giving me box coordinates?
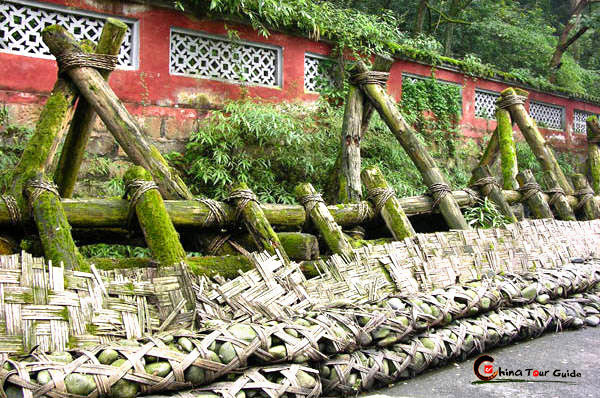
[2,0,600,151]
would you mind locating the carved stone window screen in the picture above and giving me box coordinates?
[529,100,564,130]
[304,52,335,92]
[170,28,282,88]
[574,110,595,134]
[0,0,138,69]
[474,89,500,119]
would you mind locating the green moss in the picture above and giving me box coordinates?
[59,307,70,321]
[496,108,518,190]
[85,323,99,335]
[187,256,253,278]
[92,257,153,270]
[588,116,598,123]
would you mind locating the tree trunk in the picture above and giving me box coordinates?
[496,108,518,190]
[516,170,554,219]
[502,88,573,194]
[229,183,290,264]
[415,0,428,34]
[27,176,88,271]
[361,166,415,240]
[54,19,128,198]
[542,170,576,221]
[471,166,517,223]
[295,183,353,257]
[123,166,186,267]
[354,60,469,230]
[42,25,193,200]
[587,117,600,194]
[340,85,364,203]
[572,173,600,220]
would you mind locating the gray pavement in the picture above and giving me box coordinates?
[362,326,600,398]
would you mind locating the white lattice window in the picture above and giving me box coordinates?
[574,110,595,134]
[170,28,282,87]
[474,89,500,119]
[0,0,138,69]
[529,101,564,130]
[304,53,335,92]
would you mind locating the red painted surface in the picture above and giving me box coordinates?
[2,0,600,151]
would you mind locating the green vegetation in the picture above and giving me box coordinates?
[79,244,151,258]
[464,197,512,229]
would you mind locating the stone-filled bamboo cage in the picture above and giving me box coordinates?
[2,19,600,398]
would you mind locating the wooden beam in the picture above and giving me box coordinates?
[516,170,553,219]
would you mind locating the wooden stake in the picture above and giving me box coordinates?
[295,183,353,257]
[496,108,518,189]
[587,116,600,194]
[361,166,415,240]
[542,170,576,221]
[471,165,517,223]
[54,18,128,198]
[354,60,469,230]
[123,166,186,267]
[26,176,88,271]
[340,85,364,203]
[229,182,291,264]
[516,169,554,219]
[501,88,573,194]
[42,25,193,200]
[571,173,600,220]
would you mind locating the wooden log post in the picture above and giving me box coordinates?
[123,166,186,267]
[295,183,353,257]
[572,173,600,220]
[42,25,193,200]
[26,176,88,271]
[471,166,517,223]
[587,116,600,194]
[500,87,573,195]
[516,169,554,219]
[470,127,499,184]
[496,107,518,190]
[54,18,128,198]
[361,166,415,240]
[542,170,576,221]
[353,60,469,230]
[228,183,291,264]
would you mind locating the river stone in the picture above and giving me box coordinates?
[184,366,205,384]
[145,362,172,377]
[37,370,52,385]
[65,374,96,395]
[98,349,119,365]
[110,379,139,398]
[5,385,22,398]
[219,341,238,364]
[228,324,257,341]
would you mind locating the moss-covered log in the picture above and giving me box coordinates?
[26,176,88,271]
[542,170,576,221]
[516,169,553,219]
[471,166,517,223]
[587,116,600,194]
[123,166,186,267]
[361,166,415,240]
[42,25,192,200]
[295,183,353,257]
[229,183,290,264]
[54,19,128,198]
[572,173,600,220]
[360,55,394,135]
[469,128,499,187]
[354,60,469,230]
[496,108,518,190]
[502,87,573,195]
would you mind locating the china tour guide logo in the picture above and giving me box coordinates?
[472,354,581,385]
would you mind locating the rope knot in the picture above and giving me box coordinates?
[367,187,395,214]
[496,94,527,110]
[461,188,480,206]
[55,52,118,74]
[518,182,542,203]
[299,193,325,215]
[196,198,227,226]
[350,71,389,87]
[574,187,594,211]
[427,183,452,209]
[124,179,160,229]
[228,189,259,222]
[1,195,21,225]
[546,187,566,207]
[26,179,60,218]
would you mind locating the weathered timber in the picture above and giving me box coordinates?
[360,55,394,135]
[295,183,353,257]
[587,117,600,194]
[42,25,192,200]
[542,170,576,221]
[191,232,318,260]
[229,183,290,264]
[516,169,554,219]
[10,81,78,210]
[123,166,186,267]
[354,60,469,230]
[496,108,518,190]
[54,18,128,198]
[572,173,600,220]
[471,166,517,223]
[502,87,573,194]
[470,128,500,186]
[26,176,88,271]
[339,84,364,202]
[0,236,18,255]
[361,166,415,239]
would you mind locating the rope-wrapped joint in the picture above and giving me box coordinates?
[470,177,499,197]
[227,189,259,223]
[518,182,542,203]
[427,183,452,209]
[123,179,160,230]
[298,193,326,216]
[1,195,21,226]
[461,188,480,206]
[496,94,527,110]
[350,71,390,88]
[366,187,395,214]
[546,187,567,208]
[196,198,227,227]
[575,187,595,211]
[26,179,60,217]
[55,52,118,74]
